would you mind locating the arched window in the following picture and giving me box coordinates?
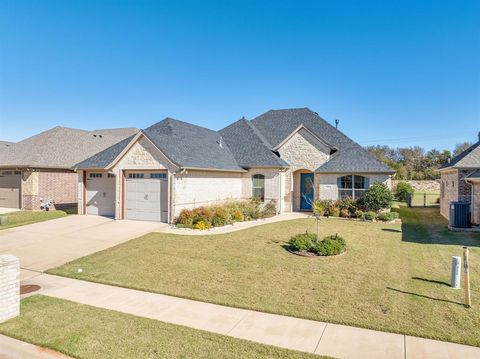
[337,175,369,199]
[252,174,265,201]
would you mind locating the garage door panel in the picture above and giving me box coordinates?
[0,171,21,209]
[86,174,115,217]
[125,173,166,222]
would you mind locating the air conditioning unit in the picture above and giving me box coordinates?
[449,201,471,228]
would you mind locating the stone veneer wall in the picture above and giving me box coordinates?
[391,180,440,193]
[0,254,19,323]
[473,183,480,225]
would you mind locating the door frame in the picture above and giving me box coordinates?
[300,172,314,211]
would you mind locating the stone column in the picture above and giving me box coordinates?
[0,254,20,323]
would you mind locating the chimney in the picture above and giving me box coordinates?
[335,119,339,129]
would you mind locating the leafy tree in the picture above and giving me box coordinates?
[453,142,473,156]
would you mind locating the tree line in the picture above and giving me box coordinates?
[366,142,472,180]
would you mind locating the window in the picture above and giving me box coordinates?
[89,173,102,178]
[107,173,115,178]
[150,173,167,179]
[252,174,265,201]
[337,175,369,200]
[14,171,21,175]
[128,173,144,179]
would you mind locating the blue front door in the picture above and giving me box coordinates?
[300,173,314,210]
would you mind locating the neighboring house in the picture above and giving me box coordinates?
[439,134,480,226]
[76,108,394,223]
[0,126,138,210]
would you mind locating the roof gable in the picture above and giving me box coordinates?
[440,141,480,170]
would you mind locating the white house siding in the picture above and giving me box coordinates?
[173,170,243,217]
[276,129,331,212]
[316,173,392,201]
[241,168,283,211]
[110,136,177,220]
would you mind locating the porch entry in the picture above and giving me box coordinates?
[300,173,314,210]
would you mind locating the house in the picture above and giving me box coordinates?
[439,134,480,226]
[0,126,138,211]
[76,108,394,222]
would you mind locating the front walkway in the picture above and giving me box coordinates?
[22,274,480,359]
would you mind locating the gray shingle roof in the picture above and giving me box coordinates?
[440,141,480,170]
[466,169,480,179]
[251,108,394,173]
[143,118,244,171]
[0,126,139,169]
[220,119,288,168]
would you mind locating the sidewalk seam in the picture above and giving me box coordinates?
[314,323,328,354]
[404,335,407,359]
[225,313,250,335]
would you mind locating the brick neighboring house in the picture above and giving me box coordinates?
[439,134,480,226]
[0,127,138,211]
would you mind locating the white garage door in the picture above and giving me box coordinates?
[86,172,115,217]
[0,170,21,209]
[126,172,168,222]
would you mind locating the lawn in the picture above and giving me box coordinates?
[0,295,324,359]
[0,210,67,230]
[49,206,480,346]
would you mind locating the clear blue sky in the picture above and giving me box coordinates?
[1,0,479,150]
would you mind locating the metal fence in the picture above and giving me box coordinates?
[405,192,440,207]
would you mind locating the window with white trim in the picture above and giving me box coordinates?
[89,173,102,178]
[337,175,369,200]
[150,173,167,179]
[252,174,265,201]
[128,173,144,179]
[107,173,115,178]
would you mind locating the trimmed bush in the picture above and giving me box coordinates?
[193,220,211,230]
[355,210,364,219]
[230,209,244,222]
[211,206,230,227]
[336,197,357,213]
[314,234,346,256]
[328,206,340,217]
[364,211,377,221]
[339,208,350,218]
[262,200,278,218]
[177,209,194,226]
[363,183,393,212]
[288,233,317,252]
[376,211,400,222]
[396,182,414,202]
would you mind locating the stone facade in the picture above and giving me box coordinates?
[0,254,19,323]
[473,183,480,225]
[391,180,440,193]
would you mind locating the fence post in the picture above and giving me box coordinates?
[0,254,20,323]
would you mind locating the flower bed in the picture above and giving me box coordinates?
[287,233,346,257]
[175,198,277,230]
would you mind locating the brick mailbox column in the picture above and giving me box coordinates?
[0,254,20,323]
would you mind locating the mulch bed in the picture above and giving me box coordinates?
[286,248,347,258]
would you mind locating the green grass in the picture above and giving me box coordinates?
[0,295,326,359]
[0,210,67,230]
[49,207,480,347]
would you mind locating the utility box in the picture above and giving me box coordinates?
[449,202,471,228]
[451,256,461,289]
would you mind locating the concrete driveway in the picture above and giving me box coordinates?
[0,215,167,280]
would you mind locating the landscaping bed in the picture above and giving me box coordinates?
[0,210,67,230]
[0,295,323,359]
[49,207,480,347]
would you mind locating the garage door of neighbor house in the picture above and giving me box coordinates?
[125,172,168,222]
[0,170,21,209]
[86,172,115,217]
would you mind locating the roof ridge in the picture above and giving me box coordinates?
[244,119,273,149]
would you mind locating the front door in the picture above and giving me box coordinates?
[300,173,314,210]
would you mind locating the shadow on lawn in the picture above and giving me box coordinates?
[386,287,464,306]
[396,207,480,247]
[412,276,450,287]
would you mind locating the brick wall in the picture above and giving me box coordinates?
[458,170,473,202]
[38,169,78,211]
[0,254,19,323]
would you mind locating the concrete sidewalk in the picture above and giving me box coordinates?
[22,274,480,359]
[0,333,72,358]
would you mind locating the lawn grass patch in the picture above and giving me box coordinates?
[49,207,480,347]
[0,210,67,230]
[0,295,325,359]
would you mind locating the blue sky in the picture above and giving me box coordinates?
[0,0,479,150]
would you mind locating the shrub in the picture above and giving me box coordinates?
[363,183,393,212]
[288,232,317,252]
[336,197,357,213]
[377,211,400,222]
[230,209,244,222]
[396,182,414,202]
[262,200,277,218]
[177,209,194,226]
[192,207,214,224]
[339,208,350,218]
[328,206,340,217]
[193,220,211,230]
[211,206,230,227]
[363,211,377,221]
[314,234,346,256]
[355,210,364,219]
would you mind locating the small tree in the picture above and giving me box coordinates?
[363,183,393,212]
[396,181,414,202]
